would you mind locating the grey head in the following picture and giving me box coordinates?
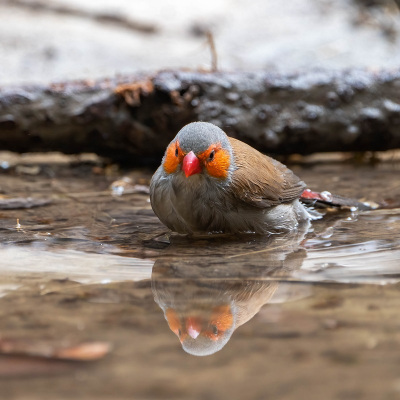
[175,122,232,155]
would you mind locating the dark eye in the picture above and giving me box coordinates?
[175,147,179,157]
[208,150,215,162]
[211,325,218,335]
[178,328,181,336]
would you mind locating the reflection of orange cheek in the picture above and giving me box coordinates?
[210,305,233,331]
[165,308,181,336]
[202,305,234,341]
[203,331,221,341]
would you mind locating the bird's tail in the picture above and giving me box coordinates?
[300,189,378,212]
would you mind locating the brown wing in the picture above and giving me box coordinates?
[228,137,306,208]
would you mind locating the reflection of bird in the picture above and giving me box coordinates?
[152,229,309,356]
[150,122,318,235]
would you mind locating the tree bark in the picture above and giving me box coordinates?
[1,69,400,162]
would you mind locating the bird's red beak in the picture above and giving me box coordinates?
[186,317,202,339]
[182,151,202,178]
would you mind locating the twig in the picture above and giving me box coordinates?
[206,31,218,72]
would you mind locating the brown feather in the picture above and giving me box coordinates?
[228,137,306,208]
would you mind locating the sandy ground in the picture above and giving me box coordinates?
[1,0,400,85]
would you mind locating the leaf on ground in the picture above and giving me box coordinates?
[0,339,112,361]
[54,342,112,361]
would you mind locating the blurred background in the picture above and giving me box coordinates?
[2,0,400,85]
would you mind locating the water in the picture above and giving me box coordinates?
[0,157,399,399]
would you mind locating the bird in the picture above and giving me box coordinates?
[150,121,318,235]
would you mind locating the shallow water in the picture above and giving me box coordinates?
[0,157,400,399]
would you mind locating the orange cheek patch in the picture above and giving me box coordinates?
[198,145,230,179]
[163,142,184,174]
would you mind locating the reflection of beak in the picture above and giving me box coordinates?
[182,151,202,178]
[186,317,202,339]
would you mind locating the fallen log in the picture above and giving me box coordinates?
[1,69,400,162]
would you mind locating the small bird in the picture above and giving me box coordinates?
[150,122,317,235]
[150,122,316,235]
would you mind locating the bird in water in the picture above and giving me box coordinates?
[150,122,318,235]
[150,122,372,235]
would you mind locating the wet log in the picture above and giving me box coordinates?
[1,69,400,162]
